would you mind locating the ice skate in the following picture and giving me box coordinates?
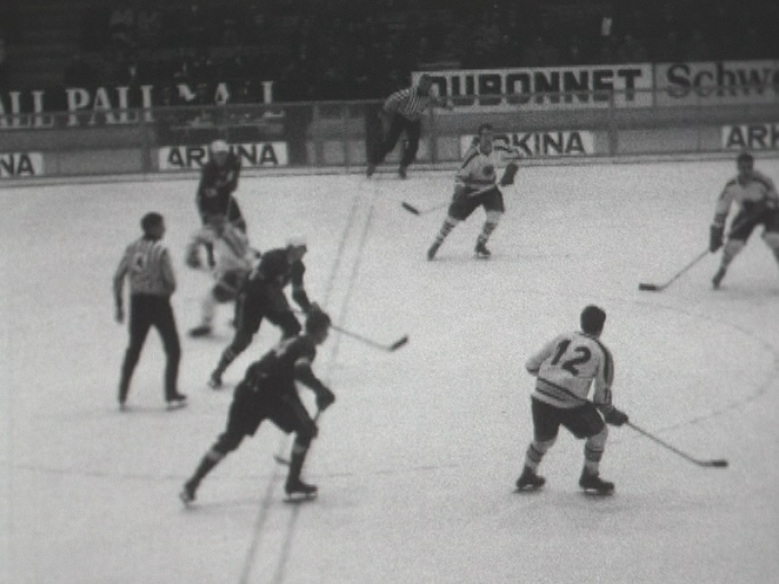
[179,482,197,506]
[515,466,546,491]
[474,241,491,259]
[188,324,212,338]
[398,165,408,179]
[284,478,318,502]
[712,267,727,289]
[166,392,188,409]
[427,242,440,261]
[366,163,376,178]
[579,471,614,495]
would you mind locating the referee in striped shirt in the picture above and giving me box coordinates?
[114,212,187,409]
[367,74,448,179]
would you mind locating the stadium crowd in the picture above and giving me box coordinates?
[1,0,777,101]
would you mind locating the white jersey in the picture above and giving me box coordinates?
[186,223,253,279]
[713,170,779,226]
[455,137,519,191]
[525,331,614,409]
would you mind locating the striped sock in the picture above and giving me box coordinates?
[477,219,499,245]
[434,218,458,245]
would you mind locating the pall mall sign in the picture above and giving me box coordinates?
[416,64,653,112]
[721,124,779,150]
[159,142,288,171]
[655,60,779,106]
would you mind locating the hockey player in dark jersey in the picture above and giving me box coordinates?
[208,236,318,389]
[180,310,335,504]
[196,140,246,266]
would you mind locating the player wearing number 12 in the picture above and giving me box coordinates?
[515,305,628,495]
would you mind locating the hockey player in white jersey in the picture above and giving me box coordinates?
[185,214,257,337]
[515,305,629,495]
[427,122,520,260]
[709,151,779,289]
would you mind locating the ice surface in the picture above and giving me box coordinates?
[1,159,778,584]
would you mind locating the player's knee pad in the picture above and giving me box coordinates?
[533,436,556,453]
[587,426,608,449]
[722,239,745,262]
[485,210,503,224]
[762,231,779,251]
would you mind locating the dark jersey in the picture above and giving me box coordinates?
[244,335,317,396]
[250,247,305,288]
[196,153,241,217]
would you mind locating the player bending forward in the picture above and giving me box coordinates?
[709,151,779,289]
[185,214,258,337]
[427,123,520,260]
[515,305,629,495]
[180,310,336,504]
[208,236,318,388]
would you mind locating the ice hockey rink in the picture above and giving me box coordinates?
[1,158,778,584]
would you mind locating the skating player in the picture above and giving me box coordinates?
[709,151,779,289]
[208,236,318,388]
[427,123,520,260]
[196,139,246,266]
[180,310,335,504]
[515,305,628,495]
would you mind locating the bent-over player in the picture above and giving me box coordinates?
[185,214,257,337]
[709,151,779,289]
[180,310,336,504]
[427,123,520,260]
[208,236,318,388]
[515,305,628,495]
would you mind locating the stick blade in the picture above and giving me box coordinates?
[638,283,661,291]
[704,459,729,468]
[389,335,409,351]
[401,202,421,215]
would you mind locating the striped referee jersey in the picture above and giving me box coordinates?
[114,236,176,298]
[383,86,436,122]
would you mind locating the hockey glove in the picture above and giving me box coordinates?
[603,407,629,427]
[499,162,519,186]
[315,387,336,412]
[185,248,202,269]
[709,225,724,253]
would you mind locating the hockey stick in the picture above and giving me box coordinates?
[401,183,498,216]
[627,421,728,468]
[293,310,409,352]
[638,249,709,292]
[401,200,449,216]
[638,214,755,292]
[274,410,321,466]
[332,324,409,352]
